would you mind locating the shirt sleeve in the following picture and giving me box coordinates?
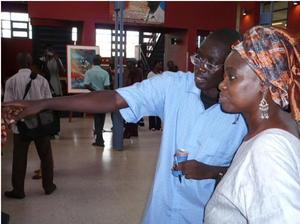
[3,79,14,102]
[242,135,300,223]
[116,73,171,123]
[104,72,110,87]
[42,79,53,99]
[83,72,90,86]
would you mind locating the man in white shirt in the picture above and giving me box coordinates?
[4,53,56,199]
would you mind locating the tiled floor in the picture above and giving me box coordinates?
[1,115,161,224]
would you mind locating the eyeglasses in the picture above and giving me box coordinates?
[190,54,223,73]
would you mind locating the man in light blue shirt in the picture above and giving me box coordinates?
[83,55,110,92]
[83,55,110,147]
[116,72,246,223]
[4,29,247,223]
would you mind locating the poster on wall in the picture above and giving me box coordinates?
[67,45,100,93]
[110,1,165,24]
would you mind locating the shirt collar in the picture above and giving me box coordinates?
[18,68,31,73]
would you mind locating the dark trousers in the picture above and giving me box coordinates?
[1,212,10,224]
[12,134,54,194]
[123,123,138,138]
[149,116,161,130]
[94,113,106,144]
[53,111,60,134]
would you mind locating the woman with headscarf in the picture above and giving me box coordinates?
[205,26,300,223]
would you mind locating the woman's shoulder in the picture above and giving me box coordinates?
[217,128,300,198]
[249,128,300,151]
[245,129,300,170]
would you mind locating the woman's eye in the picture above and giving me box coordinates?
[228,74,237,81]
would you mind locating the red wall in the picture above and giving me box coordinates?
[28,1,111,46]
[287,3,300,36]
[239,2,300,35]
[26,1,239,50]
[28,2,237,31]
[26,1,239,70]
[28,2,111,22]
[165,2,238,62]
[1,38,33,82]
[165,2,237,30]
[239,2,260,34]
[165,32,189,72]
[2,1,299,81]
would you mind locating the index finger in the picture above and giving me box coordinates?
[2,101,26,108]
[176,162,184,170]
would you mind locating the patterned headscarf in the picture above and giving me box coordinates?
[234,26,300,121]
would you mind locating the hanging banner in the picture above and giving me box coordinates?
[110,1,165,24]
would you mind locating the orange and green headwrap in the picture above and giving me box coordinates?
[234,26,300,121]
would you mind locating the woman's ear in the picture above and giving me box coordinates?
[259,81,269,94]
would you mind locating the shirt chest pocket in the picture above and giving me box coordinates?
[195,136,237,166]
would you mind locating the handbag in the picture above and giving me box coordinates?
[16,72,59,138]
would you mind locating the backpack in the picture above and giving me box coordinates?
[16,72,58,138]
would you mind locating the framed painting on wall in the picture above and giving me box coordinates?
[67,45,100,93]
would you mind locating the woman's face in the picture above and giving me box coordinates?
[219,51,262,114]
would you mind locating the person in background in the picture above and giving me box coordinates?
[146,1,165,23]
[107,60,115,130]
[147,61,163,131]
[40,45,64,96]
[107,61,115,91]
[83,55,110,147]
[3,53,56,199]
[3,29,247,223]
[40,45,64,138]
[205,26,300,223]
[31,60,50,180]
[167,60,179,72]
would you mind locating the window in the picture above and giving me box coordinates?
[197,35,207,49]
[96,28,139,58]
[142,32,161,57]
[260,2,288,28]
[96,29,112,57]
[126,31,139,58]
[272,2,288,28]
[1,12,32,39]
[72,27,78,42]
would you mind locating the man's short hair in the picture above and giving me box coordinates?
[209,28,242,53]
[93,55,101,65]
[17,52,32,68]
